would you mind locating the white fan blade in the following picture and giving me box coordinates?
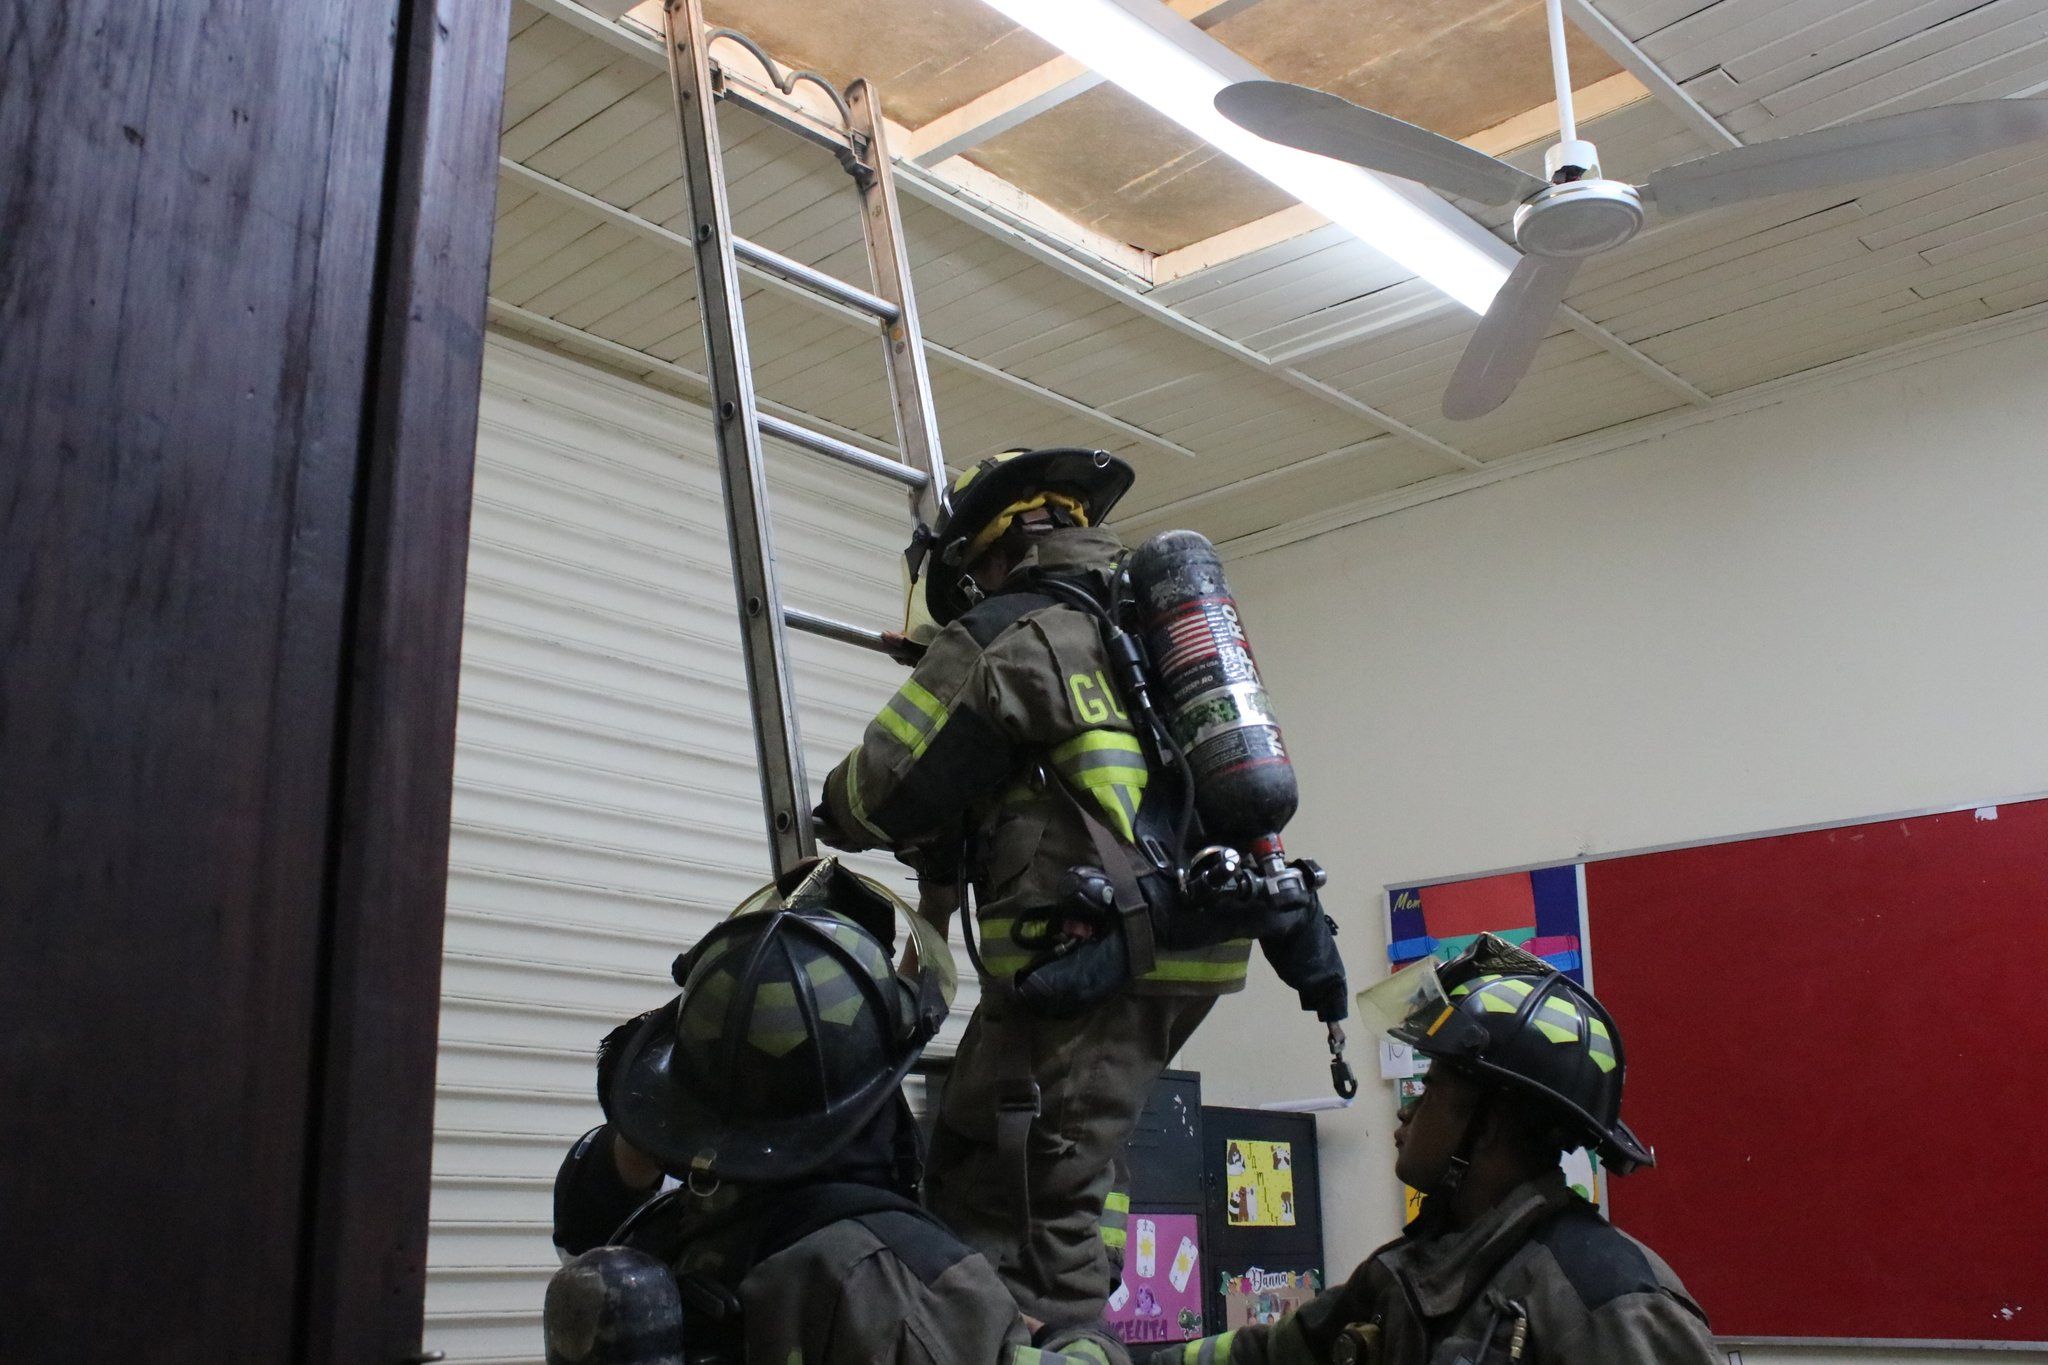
[1443,254,1582,420]
[1216,80,1550,207]
[1647,99,2048,217]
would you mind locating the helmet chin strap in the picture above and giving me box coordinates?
[1430,1087,1494,1200]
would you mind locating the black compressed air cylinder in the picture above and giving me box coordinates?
[1128,529,1297,852]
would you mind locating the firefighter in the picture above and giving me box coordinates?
[544,857,1126,1365]
[1161,936,1720,1364]
[813,449,1347,1330]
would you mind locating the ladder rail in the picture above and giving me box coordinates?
[662,0,815,874]
[662,3,953,878]
[846,82,951,530]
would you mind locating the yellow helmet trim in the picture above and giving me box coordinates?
[962,489,1091,563]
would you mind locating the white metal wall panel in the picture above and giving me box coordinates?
[424,335,971,1363]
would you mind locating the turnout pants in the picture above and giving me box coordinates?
[926,988,1217,1328]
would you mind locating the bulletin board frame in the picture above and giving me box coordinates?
[1379,788,2048,1352]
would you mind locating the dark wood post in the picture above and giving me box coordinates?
[0,0,508,1358]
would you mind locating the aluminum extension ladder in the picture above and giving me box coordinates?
[659,0,948,878]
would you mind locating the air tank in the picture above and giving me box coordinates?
[1126,529,1296,863]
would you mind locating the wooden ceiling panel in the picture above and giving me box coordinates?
[965,83,1297,251]
[698,0,1055,127]
[1211,0,1622,141]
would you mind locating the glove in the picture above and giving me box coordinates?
[595,1007,661,1126]
[1260,896,1349,1022]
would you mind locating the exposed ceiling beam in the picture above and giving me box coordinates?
[890,158,1483,470]
[1119,433,1397,531]
[1557,306,1712,405]
[487,299,906,460]
[497,158,1202,459]
[903,0,1267,166]
[1561,0,1742,151]
[514,0,1480,469]
[1467,70,1653,159]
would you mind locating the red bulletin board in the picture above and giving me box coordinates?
[1585,798,2048,1343]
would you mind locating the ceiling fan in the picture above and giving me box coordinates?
[1215,0,2048,420]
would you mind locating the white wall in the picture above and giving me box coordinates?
[1181,318,2048,1364]
[426,337,965,1363]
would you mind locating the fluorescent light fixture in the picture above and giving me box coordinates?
[971,0,1515,313]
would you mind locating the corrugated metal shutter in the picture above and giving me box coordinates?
[424,336,976,1363]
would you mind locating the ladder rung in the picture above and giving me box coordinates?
[733,236,900,323]
[784,606,894,654]
[756,413,929,489]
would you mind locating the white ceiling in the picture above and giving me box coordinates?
[488,0,2048,549]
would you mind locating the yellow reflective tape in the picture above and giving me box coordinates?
[1053,729,1144,761]
[875,704,923,753]
[842,758,891,843]
[1588,1017,1612,1042]
[1498,977,1535,998]
[1533,1019,1577,1045]
[1063,764,1151,788]
[1426,1004,1456,1036]
[1104,1191,1131,1213]
[1589,1050,1617,1073]
[897,678,947,725]
[1099,1226,1126,1249]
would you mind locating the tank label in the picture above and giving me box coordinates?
[1172,683,1279,750]
[1191,723,1289,784]
[1150,598,1261,697]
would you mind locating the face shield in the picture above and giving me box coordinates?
[899,551,941,646]
[1354,954,1453,1038]
[1360,933,1560,1060]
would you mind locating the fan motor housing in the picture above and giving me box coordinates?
[1513,179,1645,258]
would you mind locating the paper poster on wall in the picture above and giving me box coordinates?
[1385,864,1601,1219]
[1224,1139,1296,1227]
[1221,1267,1322,1329]
[1386,865,1588,984]
[1103,1211,1204,1346]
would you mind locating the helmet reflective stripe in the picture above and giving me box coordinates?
[680,923,877,1058]
[743,981,814,1058]
[1530,993,1585,1045]
[1587,1015,1618,1073]
[1471,977,1535,1013]
[1449,971,1510,998]
[1392,934,1651,1173]
[1052,729,1148,842]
